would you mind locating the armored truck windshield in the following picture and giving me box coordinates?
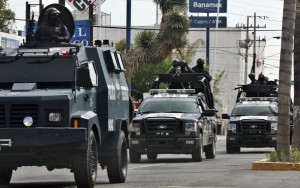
[0,55,77,88]
[138,97,199,114]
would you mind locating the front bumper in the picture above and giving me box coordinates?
[226,133,277,148]
[129,137,199,154]
[0,128,87,166]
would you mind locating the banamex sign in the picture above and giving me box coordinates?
[189,0,227,13]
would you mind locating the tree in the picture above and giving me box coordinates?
[292,0,300,150]
[124,1,189,82]
[277,0,296,160]
[0,0,15,33]
[130,59,172,100]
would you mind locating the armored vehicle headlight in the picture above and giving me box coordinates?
[48,113,62,122]
[23,116,33,127]
[185,122,197,136]
[228,124,237,133]
[132,122,141,135]
[271,123,277,133]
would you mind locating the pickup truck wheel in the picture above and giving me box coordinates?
[129,149,141,163]
[192,134,203,162]
[205,135,216,159]
[107,131,128,183]
[0,166,12,185]
[73,131,98,188]
[147,153,158,160]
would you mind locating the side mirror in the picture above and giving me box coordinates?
[77,61,98,88]
[202,109,215,117]
[222,113,230,119]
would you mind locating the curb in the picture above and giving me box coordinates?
[252,159,300,171]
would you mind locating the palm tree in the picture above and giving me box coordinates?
[123,1,189,82]
[292,0,300,149]
[277,0,296,160]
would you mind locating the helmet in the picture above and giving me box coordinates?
[196,58,205,66]
[172,59,180,67]
[258,73,264,81]
[45,7,60,17]
[180,60,187,68]
[248,73,255,80]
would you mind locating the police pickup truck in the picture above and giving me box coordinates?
[223,97,278,153]
[222,79,294,153]
[129,88,216,162]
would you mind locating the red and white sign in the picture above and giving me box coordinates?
[67,0,98,12]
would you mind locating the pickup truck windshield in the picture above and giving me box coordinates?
[231,105,277,116]
[138,98,199,114]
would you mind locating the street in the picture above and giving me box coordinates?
[4,136,300,188]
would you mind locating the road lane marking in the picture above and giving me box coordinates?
[128,163,163,169]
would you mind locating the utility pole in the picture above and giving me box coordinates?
[236,12,267,83]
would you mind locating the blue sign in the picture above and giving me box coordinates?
[189,16,227,28]
[189,0,227,13]
[71,20,91,46]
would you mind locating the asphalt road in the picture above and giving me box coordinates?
[4,136,300,188]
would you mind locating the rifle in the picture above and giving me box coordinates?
[26,11,35,43]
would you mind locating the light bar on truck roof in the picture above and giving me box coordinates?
[149,89,195,95]
[239,97,278,102]
[18,48,49,54]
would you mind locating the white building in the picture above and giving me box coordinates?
[96,24,264,113]
[0,32,25,49]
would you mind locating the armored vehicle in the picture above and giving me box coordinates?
[222,81,293,153]
[129,73,217,162]
[0,4,133,188]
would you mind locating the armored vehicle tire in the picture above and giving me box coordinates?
[107,131,128,183]
[0,166,13,185]
[205,135,216,159]
[129,149,141,163]
[73,131,98,188]
[147,153,158,160]
[192,134,203,162]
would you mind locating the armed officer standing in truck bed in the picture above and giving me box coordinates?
[34,7,70,42]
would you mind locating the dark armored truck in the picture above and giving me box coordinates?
[129,73,217,162]
[0,4,132,188]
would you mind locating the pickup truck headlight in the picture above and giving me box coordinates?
[131,122,141,135]
[228,123,237,133]
[271,123,277,133]
[48,113,62,122]
[185,122,197,136]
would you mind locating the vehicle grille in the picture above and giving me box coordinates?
[239,120,268,135]
[9,104,39,127]
[144,118,182,136]
[0,105,5,128]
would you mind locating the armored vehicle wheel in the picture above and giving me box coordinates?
[129,149,141,163]
[73,131,98,188]
[205,135,216,159]
[0,165,13,185]
[107,131,128,183]
[147,153,158,160]
[192,134,203,162]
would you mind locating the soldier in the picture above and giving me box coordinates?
[248,73,257,84]
[169,59,181,75]
[34,7,70,43]
[192,58,212,82]
[180,60,194,73]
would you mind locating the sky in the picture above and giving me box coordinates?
[7,0,284,80]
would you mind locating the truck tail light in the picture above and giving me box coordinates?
[73,119,78,128]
